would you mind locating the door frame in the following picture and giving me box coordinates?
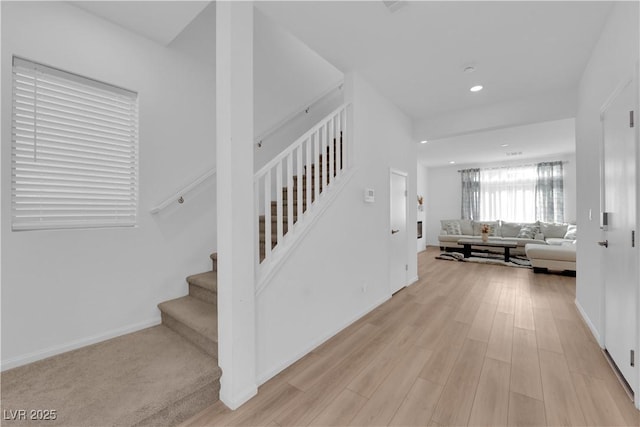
[635,61,640,409]
[389,168,408,295]
[598,63,640,408]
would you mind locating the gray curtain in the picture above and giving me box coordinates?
[460,168,480,220]
[535,161,564,223]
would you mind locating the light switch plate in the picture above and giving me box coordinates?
[364,188,375,203]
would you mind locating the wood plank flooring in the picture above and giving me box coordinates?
[181,247,640,427]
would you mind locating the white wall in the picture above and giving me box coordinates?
[169,2,216,69]
[254,88,343,173]
[419,118,576,168]
[417,163,428,252]
[1,2,217,368]
[414,88,577,141]
[253,8,342,157]
[425,165,462,247]
[255,73,417,383]
[424,153,576,247]
[575,2,639,347]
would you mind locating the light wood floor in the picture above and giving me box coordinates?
[181,247,640,427]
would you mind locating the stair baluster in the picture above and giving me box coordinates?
[255,104,350,272]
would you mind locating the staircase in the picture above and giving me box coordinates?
[259,137,342,261]
[140,252,221,422]
[1,254,222,427]
[158,253,219,358]
[255,104,350,274]
[1,106,349,426]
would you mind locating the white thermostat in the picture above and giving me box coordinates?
[364,188,375,203]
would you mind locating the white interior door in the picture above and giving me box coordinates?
[390,169,407,294]
[602,78,638,393]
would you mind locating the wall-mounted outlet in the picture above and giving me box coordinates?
[361,282,367,293]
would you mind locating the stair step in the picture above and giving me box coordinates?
[259,217,293,234]
[282,187,313,199]
[187,271,217,304]
[305,165,340,177]
[293,175,313,183]
[0,325,220,426]
[260,223,289,236]
[259,214,293,223]
[290,178,325,193]
[271,198,307,213]
[159,296,218,358]
[271,198,308,207]
[210,252,217,271]
[259,232,279,245]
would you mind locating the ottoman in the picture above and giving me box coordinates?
[525,242,576,274]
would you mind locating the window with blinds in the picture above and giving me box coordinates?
[11,57,139,231]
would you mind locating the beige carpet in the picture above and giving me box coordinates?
[1,325,221,427]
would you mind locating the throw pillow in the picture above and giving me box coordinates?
[564,224,577,240]
[444,222,462,235]
[459,219,473,235]
[539,222,569,239]
[517,224,539,239]
[501,222,523,238]
[440,219,457,230]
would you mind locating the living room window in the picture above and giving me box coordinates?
[479,165,537,222]
[11,57,139,231]
[461,161,564,223]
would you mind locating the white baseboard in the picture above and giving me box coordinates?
[256,294,390,385]
[1,317,161,371]
[220,383,258,410]
[407,276,419,286]
[575,299,603,347]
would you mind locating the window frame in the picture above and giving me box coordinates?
[11,56,139,231]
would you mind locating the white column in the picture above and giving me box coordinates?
[216,1,257,409]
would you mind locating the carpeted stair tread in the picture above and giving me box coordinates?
[158,296,218,344]
[187,271,217,294]
[0,325,220,427]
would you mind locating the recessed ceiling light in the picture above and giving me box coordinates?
[420,140,428,144]
[449,161,456,164]
[501,143,509,147]
[470,85,483,92]
[464,66,475,73]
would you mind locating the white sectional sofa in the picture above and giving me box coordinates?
[438,219,576,256]
[525,241,576,274]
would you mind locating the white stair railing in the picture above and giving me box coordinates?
[254,104,350,274]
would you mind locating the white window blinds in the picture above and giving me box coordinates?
[11,57,139,231]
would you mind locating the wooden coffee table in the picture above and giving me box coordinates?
[457,238,519,262]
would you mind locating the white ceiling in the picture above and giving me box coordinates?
[70,1,611,167]
[72,1,210,45]
[255,1,612,122]
[419,118,575,167]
